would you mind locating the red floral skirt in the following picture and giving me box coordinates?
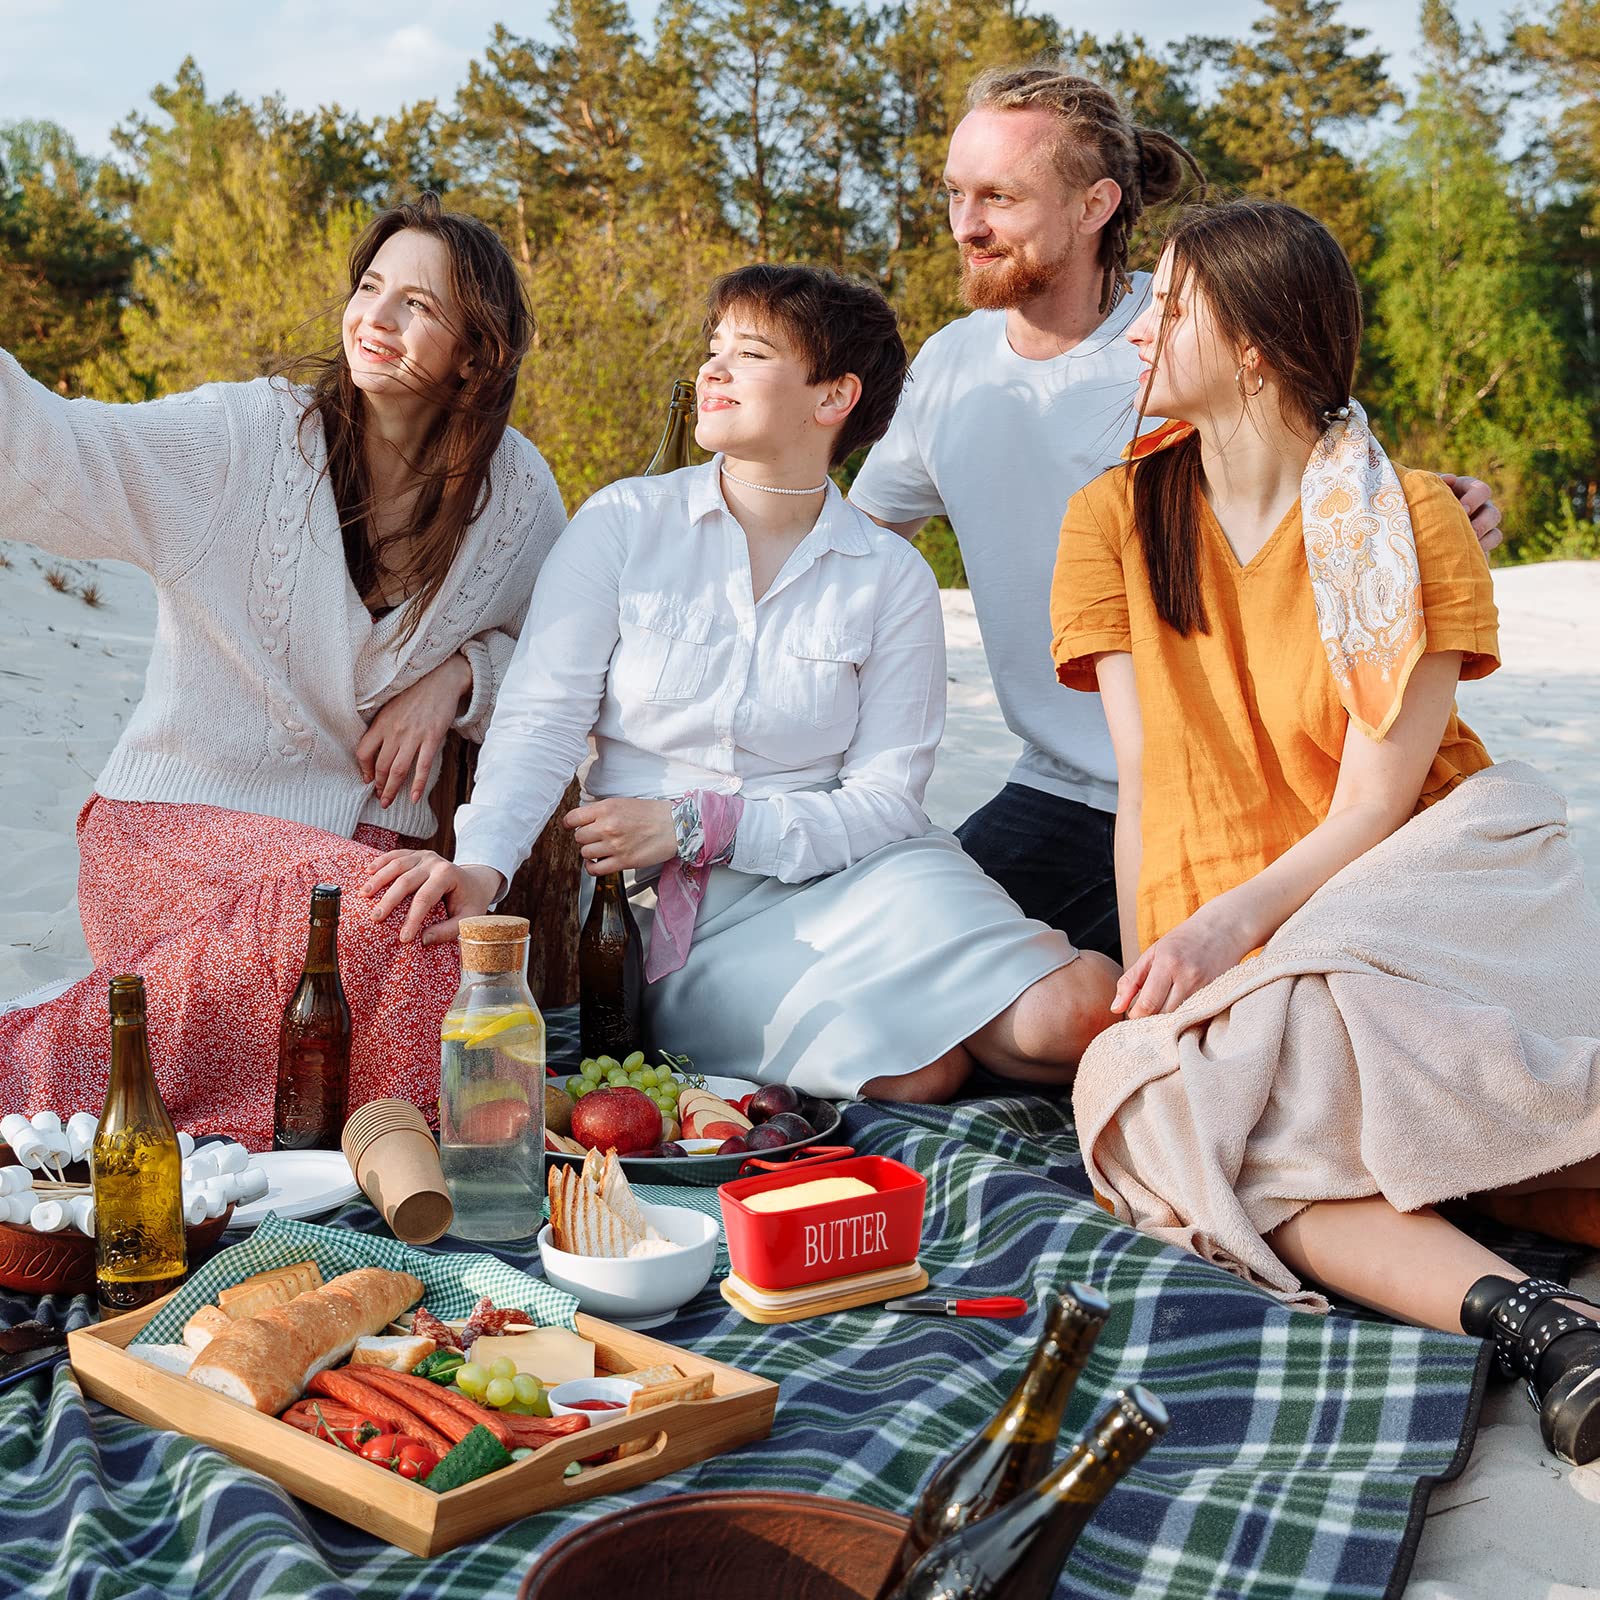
[0,798,457,1149]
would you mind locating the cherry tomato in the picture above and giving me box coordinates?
[393,1440,438,1480]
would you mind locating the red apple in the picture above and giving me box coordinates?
[569,1085,662,1155]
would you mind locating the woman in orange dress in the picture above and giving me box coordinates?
[1051,198,1600,1463]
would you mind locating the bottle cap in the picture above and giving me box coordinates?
[1113,1384,1170,1440]
[310,884,342,920]
[458,915,531,974]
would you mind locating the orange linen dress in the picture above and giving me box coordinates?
[1050,465,1499,951]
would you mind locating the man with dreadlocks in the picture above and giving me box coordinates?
[850,64,1502,960]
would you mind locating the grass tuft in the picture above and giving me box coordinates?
[77,582,103,608]
[44,566,72,592]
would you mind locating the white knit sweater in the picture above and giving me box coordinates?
[0,350,566,841]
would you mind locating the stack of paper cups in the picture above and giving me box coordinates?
[341,1099,453,1244]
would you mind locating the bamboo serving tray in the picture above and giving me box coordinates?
[68,1297,779,1557]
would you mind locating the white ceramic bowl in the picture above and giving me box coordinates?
[536,1202,720,1329]
[547,1376,642,1417]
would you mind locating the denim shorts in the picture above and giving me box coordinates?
[955,782,1120,960]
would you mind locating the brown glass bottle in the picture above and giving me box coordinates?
[875,1283,1111,1596]
[92,975,186,1316]
[881,1386,1169,1600]
[578,873,647,1062]
[644,377,696,476]
[273,884,352,1150]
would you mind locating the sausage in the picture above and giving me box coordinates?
[305,1369,454,1455]
[351,1368,514,1448]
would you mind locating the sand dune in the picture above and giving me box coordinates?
[3,541,1598,1592]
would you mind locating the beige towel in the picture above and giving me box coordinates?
[1074,762,1600,1309]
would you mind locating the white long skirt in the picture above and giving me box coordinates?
[633,830,1078,1097]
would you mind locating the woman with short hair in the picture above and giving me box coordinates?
[370,263,1122,1103]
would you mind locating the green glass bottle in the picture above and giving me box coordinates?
[92,976,187,1316]
[644,377,696,476]
[875,1283,1111,1595]
[881,1386,1169,1600]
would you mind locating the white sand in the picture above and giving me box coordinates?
[3,544,1599,1589]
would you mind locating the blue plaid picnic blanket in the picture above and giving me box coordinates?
[0,1094,1504,1600]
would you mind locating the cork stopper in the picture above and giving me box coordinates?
[458,915,531,974]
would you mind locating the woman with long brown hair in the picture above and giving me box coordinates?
[1051,198,1600,1463]
[0,194,564,1146]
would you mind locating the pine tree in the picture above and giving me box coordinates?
[1370,0,1588,540]
[0,121,139,391]
[1210,0,1396,263]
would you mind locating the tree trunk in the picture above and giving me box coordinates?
[424,731,581,1007]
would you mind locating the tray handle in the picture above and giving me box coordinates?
[737,1144,854,1177]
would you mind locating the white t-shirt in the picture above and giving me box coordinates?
[851,276,1150,813]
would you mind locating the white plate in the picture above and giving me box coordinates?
[229,1150,361,1229]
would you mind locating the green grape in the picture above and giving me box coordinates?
[623,1051,646,1071]
[607,1070,629,1087]
[488,1356,517,1382]
[512,1374,541,1406]
[455,1362,487,1397]
[503,1401,534,1416]
[582,1059,603,1082]
[528,1388,552,1418]
[662,1081,681,1101]
[638,1067,658,1088]
[572,1080,592,1098]
[597,1055,620,1071]
[485,1376,516,1409]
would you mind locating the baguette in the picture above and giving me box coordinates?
[182,1305,234,1353]
[188,1268,423,1413]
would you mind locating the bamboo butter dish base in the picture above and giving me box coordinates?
[720,1260,928,1324]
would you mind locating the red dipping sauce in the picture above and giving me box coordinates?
[566,1398,625,1412]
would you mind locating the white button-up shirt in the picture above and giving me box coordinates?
[453,456,947,891]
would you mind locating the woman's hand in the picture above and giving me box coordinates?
[564,798,677,876]
[360,849,504,945]
[1113,899,1254,1019]
[356,654,474,809]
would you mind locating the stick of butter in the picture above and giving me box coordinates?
[743,1177,877,1213]
[470,1328,595,1385]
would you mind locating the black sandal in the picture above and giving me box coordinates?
[1461,1274,1600,1465]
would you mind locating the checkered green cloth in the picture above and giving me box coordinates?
[0,1094,1515,1600]
[135,1214,580,1344]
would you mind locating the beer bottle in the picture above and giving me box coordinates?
[644,377,696,476]
[578,873,647,1062]
[880,1386,1169,1600]
[876,1284,1111,1593]
[92,976,186,1316]
[273,884,352,1150]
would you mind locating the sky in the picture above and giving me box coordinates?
[0,0,1513,162]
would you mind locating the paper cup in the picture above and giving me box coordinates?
[341,1098,432,1171]
[347,1125,453,1245]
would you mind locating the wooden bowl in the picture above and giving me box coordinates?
[518,1490,909,1600]
[0,1208,235,1297]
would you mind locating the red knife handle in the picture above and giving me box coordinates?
[954,1297,1029,1319]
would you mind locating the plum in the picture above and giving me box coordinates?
[642,1141,688,1159]
[716,1134,751,1156]
[744,1125,790,1152]
[762,1111,815,1145]
[746,1084,801,1125]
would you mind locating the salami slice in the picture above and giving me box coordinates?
[412,1306,461,1352]
[460,1296,520,1350]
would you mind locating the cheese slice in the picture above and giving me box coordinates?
[742,1177,877,1214]
[470,1328,595,1385]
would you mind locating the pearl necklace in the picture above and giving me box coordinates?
[721,465,829,497]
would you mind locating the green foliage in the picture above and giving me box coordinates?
[2,0,1596,572]
[1368,0,1589,546]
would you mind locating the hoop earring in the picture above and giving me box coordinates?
[1235,364,1265,399]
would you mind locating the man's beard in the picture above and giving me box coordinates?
[959,243,1074,311]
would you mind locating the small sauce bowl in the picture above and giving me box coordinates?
[547,1376,642,1417]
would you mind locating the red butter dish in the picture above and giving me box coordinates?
[718,1156,926,1293]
